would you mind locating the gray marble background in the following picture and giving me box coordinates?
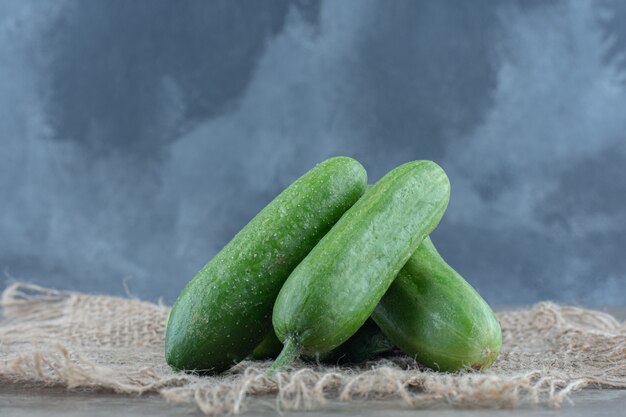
[1,0,625,305]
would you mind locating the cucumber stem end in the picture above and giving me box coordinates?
[268,336,300,376]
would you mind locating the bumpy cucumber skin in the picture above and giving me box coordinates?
[373,236,502,372]
[165,157,367,373]
[273,161,450,356]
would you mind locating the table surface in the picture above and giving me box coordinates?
[2,385,626,417]
[1,306,624,417]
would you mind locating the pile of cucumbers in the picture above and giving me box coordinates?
[165,157,501,374]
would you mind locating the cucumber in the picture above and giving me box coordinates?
[251,331,283,360]
[373,236,502,372]
[312,319,395,364]
[165,157,367,373]
[252,319,395,364]
[271,161,450,371]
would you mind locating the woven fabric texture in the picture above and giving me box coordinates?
[0,283,624,415]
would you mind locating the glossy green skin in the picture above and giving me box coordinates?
[373,236,502,372]
[165,157,367,373]
[252,319,395,363]
[273,161,450,355]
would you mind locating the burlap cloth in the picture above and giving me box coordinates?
[0,283,624,415]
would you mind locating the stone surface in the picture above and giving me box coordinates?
[1,384,625,417]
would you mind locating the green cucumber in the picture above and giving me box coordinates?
[252,319,395,364]
[311,319,395,364]
[373,236,502,372]
[271,160,450,371]
[165,157,367,373]
[251,331,283,360]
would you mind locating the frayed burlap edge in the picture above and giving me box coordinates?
[1,283,624,415]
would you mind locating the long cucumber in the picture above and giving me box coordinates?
[373,236,502,371]
[271,161,450,371]
[165,157,367,373]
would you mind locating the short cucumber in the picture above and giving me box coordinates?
[373,236,502,372]
[311,319,395,364]
[271,161,450,371]
[165,157,367,373]
[251,331,283,360]
[252,319,395,364]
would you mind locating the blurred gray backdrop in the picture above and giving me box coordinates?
[1,0,625,305]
